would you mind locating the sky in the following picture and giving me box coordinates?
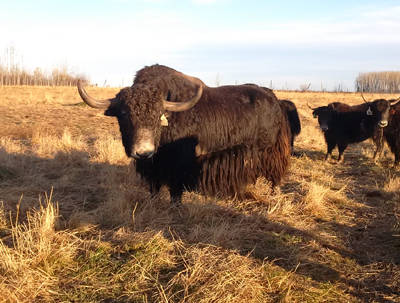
[1,0,400,91]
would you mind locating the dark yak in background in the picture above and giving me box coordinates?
[309,99,391,162]
[78,64,291,204]
[279,99,301,155]
[373,99,400,166]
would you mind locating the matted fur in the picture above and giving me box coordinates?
[135,110,291,200]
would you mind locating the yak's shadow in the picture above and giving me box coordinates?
[292,147,325,160]
[0,147,128,219]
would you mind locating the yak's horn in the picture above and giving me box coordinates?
[361,92,369,104]
[163,84,203,112]
[307,102,317,110]
[77,79,118,109]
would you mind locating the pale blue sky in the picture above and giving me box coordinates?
[1,0,400,90]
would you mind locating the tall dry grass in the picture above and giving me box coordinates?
[0,193,80,302]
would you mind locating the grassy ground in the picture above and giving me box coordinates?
[0,86,399,302]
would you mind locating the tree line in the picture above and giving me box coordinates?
[355,71,400,93]
[0,46,87,86]
[0,65,87,86]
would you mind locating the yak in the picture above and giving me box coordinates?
[78,64,291,204]
[279,99,301,155]
[372,98,400,166]
[309,98,391,162]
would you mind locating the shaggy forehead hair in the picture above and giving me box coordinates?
[133,65,205,103]
[116,84,164,125]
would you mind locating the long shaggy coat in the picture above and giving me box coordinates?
[133,71,291,201]
[80,64,291,203]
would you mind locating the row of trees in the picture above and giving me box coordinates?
[0,46,87,86]
[355,71,400,93]
[0,65,87,86]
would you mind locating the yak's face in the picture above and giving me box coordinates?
[312,106,332,131]
[77,77,203,160]
[105,86,166,159]
[371,99,391,128]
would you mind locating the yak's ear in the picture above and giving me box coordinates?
[104,106,119,116]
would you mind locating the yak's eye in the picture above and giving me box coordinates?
[119,109,129,117]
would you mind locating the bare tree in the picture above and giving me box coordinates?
[355,71,400,93]
[0,46,88,86]
[299,83,311,92]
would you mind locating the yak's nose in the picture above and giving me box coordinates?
[134,150,154,159]
[321,125,328,131]
[379,120,388,127]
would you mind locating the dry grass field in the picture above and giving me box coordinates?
[0,85,399,302]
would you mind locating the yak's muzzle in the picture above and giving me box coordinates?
[132,128,155,159]
[379,120,388,127]
[320,125,329,131]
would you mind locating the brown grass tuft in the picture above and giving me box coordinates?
[0,193,79,303]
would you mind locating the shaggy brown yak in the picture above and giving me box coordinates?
[78,64,291,204]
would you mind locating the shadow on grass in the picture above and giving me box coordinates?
[0,147,128,218]
[0,145,399,302]
[313,143,400,302]
[292,147,326,160]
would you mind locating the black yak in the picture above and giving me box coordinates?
[279,99,301,155]
[78,64,291,204]
[309,98,391,162]
[372,98,400,166]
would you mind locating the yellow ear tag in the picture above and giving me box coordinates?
[160,114,169,126]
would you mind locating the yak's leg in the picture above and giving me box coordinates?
[372,128,384,161]
[394,151,400,168]
[325,140,336,161]
[337,143,348,163]
[290,135,295,156]
[169,184,184,205]
[149,182,161,199]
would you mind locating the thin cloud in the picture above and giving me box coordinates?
[192,0,223,4]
